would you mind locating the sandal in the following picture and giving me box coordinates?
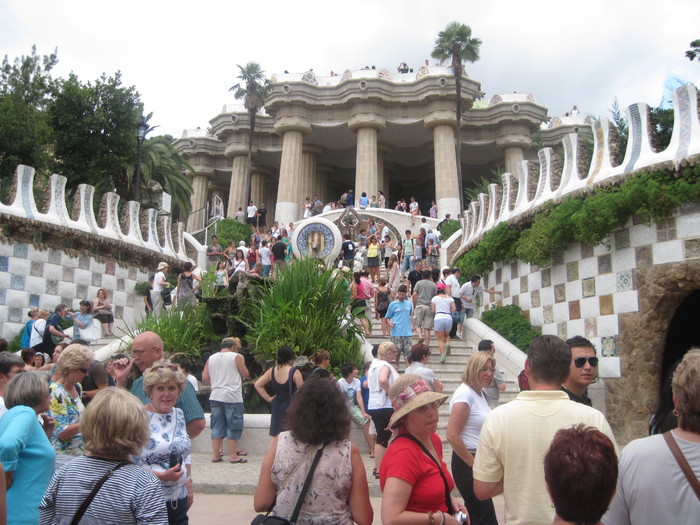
[230,458,248,464]
[236,450,248,456]
[211,458,223,463]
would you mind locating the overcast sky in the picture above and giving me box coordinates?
[2,0,698,139]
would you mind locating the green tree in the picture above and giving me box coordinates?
[0,46,58,194]
[685,39,700,61]
[48,72,142,195]
[134,135,194,219]
[229,62,269,202]
[432,22,482,212]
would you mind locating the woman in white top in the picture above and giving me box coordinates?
[446,352,498,525]
[151,262,169,316]
[202,337,250,463]
[367,341,399,478]
[230,249,249,275]
[29,309,50,350]
[431,283,456,363]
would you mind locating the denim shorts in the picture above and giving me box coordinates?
[210,400,244,440]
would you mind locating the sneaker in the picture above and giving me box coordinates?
[440,354,447,363]
[446,343,451,355]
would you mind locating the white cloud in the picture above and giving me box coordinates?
[1,0,698,137]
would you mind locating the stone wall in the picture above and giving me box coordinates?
[470,204,700,442]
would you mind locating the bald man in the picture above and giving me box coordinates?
[114,331,205,438]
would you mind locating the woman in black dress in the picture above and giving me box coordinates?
[254,346,304,436]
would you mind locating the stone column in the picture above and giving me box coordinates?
[496,124,532,176]
[187,169,213,232]
[349,114,386,202]
[250,169,266,208]
[300,146,323,218]
[274,117,311,225]
[429,122,461,219]
[225,147,249,219]
[318,164,333,205]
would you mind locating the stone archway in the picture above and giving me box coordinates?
[608,260,700,444]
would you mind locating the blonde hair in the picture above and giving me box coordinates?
[673,348,700,433]
[142,359,187,397]
[37,309,50,320]
[313,349,330,365]
[461,352,496,392]
[56,344,94,376]
[378,341,396,360]
[82,387,150,457]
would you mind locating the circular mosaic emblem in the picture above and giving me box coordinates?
[292,217,342,262]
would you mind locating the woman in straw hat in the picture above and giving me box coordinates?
[445,352,498,525]
[380,373,468,525]
[151,262,170,316]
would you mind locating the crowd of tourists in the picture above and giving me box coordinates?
[1,319,698,524]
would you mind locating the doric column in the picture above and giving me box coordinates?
[186,169,213,232]
[274,117,311,225]
[225,145,249,219]
[349,114,386,201]
[496,124,532,176]
[317,164,333,204]
[427,116,460,219]
[300,146,323,218]
[250,169,266,208]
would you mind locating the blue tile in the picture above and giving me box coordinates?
[10,274,25,291]
[0,289,5,305]
[13,243,28,258]
[29,294,40,307]
[0,256,8,272]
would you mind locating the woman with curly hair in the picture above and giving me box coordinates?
[254,378,373,525]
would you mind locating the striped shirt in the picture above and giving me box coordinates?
[39,456,168,524]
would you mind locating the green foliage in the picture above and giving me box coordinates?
[458,166,700,270]
[464,169,501,204]
[0,46,58,195]
[459,222,520,275]
[650,107,674,151]
[133,281,151,296]
[198,265,227,299]
[212,218,252,250]
[236,258,364,369]
[609,97,629,155]
[686,39,700,62]
[480,305,539,353]
[48,72,141,195]
[126,305,216,358]
[438,219,461,243]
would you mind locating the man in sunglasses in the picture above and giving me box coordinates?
[562,336,598,406]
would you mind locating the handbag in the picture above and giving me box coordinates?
[70,461,129,525]
[79,321,102,342]
[663,431,700,501]
[161,289,172,305]
[96,308,112,316]
[251,444,325,525]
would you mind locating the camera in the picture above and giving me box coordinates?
[453,511,469,524]
[169,452,183,470]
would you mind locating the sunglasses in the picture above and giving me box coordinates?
[574,357,599,368]
[78,367,89,374]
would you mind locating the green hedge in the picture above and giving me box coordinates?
[480,305,539,353]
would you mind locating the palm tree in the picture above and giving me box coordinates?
[229,62,269,203]
[686,39,700,62]
[135,136,194,220]
[432,22,482,212]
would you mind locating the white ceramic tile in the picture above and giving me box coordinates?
[25,276,47,294]
[529,307,544,326]
[89,259,105,274]
[510,279,520,297]
[58,281,77,298]
[629,223,657,247]
[593,243,611,256]
[74,269,93,284]
[676,212,700,239]
[8,257,31,275]
[42,263,63,281]
[29,248,49,263]
[0,273,10,291]
[579,257,598,279]
[567,319,585,336]
[653,240,683,265]
[580,297,600,318]
[599,357,621,378]
[540,287,555,305]
[563,245,581,263]
[553,302,569,323]
[541,323,558,336]
[597,315,619,337]
[613,290,639,313]
[5,289,29,308]
[611,247,635,272]
[102,275,117,291]
[519,293,531,310]
[551,264,566,285]
[565,281,582,301]
[529,272,542,290]
[596,274,616,295]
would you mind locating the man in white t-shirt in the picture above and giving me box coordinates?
[473,335,617,525]
[460,274,501,323]
[258,240,272,277]
[246,201,257,226]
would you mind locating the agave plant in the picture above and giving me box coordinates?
[236,258,364,370]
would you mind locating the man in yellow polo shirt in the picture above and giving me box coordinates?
[473,335,617,525]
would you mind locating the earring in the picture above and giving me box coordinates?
[673,409,679,417]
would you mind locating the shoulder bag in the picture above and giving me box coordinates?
[251,444,325,525]
[70,460,129,525]
[395,433,455,515]
[663,431,700,501]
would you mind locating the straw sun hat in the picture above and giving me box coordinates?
[387,373,448,429]
[157,261,169,271]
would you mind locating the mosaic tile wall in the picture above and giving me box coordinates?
[0,243,151,341]
[476,206,700,379]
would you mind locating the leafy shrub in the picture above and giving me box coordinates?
[438,219,461,242]
[125,305,216,358]
[211,218,252,249]
[480,304,539,353]
[459,222,520,276]
[236,258,364,370]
